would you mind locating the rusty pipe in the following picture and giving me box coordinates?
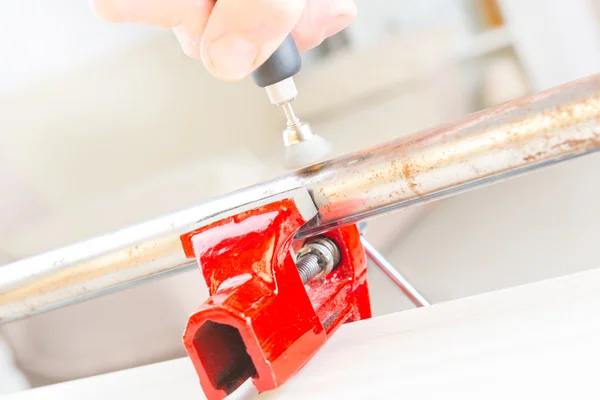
[1,74,600,323]
[302,74,600,236]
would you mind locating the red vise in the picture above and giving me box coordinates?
[180,198,371,400]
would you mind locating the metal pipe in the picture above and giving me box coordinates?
[361,237,430,308]
[1,74,600,323]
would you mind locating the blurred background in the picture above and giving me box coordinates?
[2,0,600,394]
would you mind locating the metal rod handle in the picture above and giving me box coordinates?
[361,237,430,308]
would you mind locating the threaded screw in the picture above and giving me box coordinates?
[296,254,321,284]
[295,236,341,284]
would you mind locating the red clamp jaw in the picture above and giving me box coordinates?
[180,193,371,399]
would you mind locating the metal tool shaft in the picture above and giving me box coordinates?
[2,74,600,323]
[361,237,430,308]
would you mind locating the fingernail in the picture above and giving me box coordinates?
[204,35,258,79]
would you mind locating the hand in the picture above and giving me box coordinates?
[90,0,357,81]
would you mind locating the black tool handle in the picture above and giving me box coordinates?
[250,34,302,87]
[213,0,302,87]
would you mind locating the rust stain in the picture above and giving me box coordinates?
[1,237,181,303]
[523,151,545,162]
[401,161,425,200]
[320,91,600,211]
[552,134,600,151]
[524,132,600,163]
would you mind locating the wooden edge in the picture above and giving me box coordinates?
[7,267,600,399]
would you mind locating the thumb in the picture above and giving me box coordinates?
[200,0,306,81]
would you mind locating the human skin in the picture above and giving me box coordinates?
[90,0,357,81]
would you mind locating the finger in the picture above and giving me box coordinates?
[91,0,194,27]
[172,1,214,60]
[200,0,306,81]
[90,0,213,60]
[292,0,357,52]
